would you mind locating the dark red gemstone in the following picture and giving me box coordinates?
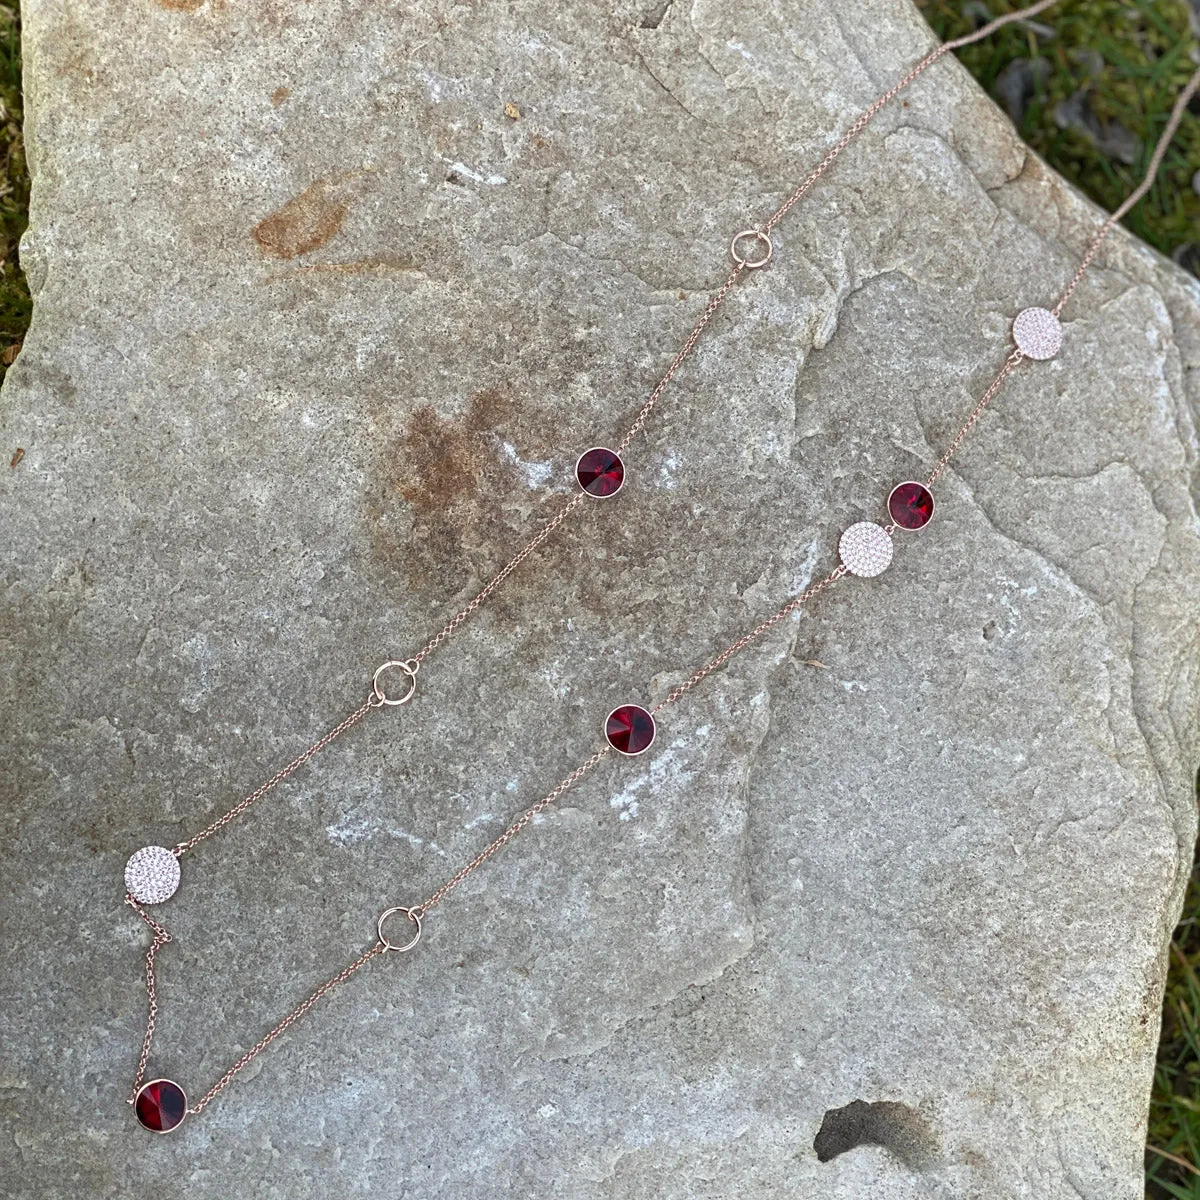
[576,447,625,498]
[888,481,935,531]
[134,1079,188,1133]
[605,704,656,756]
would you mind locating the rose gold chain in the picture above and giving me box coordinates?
[925,347,1026,488]
[614,263,747,454]
[416,745,614,916]
[130,6,1200,1124]
[163,1,1067,863]
[412,493,588,665]
[172,698,376,856]
[187,942,386,1114]
[761,0,1061,236]
[1052,64,1200,318]
[653,566,847,713]
[126,898,172,1103]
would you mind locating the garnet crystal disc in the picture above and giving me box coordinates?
[887,481,935,531]
[575,447,625,498]
[134,1079,188,1133]
[605,704,656,756]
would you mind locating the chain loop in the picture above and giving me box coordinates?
[377,906,423,953]
[124,0,1188,1126]
[729,228,773,270]
[371,659,419,706]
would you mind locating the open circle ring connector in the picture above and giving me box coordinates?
[377,906,423,953]
[729,228,773,270]
[370,659,419,706]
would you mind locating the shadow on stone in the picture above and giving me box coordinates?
[813,1099,939,1168]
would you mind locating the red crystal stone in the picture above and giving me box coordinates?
[134,1079,187,1133]
[605,704,656,755]
[576,447,625,498]
[888,481,935,531]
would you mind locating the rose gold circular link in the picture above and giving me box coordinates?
[377,906,422,953]
[729,229,773,270]
[371,660,419,706]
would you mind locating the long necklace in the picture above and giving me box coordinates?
[122,2,1197,1133]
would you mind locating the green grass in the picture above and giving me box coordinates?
[919,0,1200,266]
[1148,838,1200,1199]
[1,2,1198,1193]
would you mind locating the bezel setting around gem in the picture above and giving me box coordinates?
[133,1078,188,1133]
[605,704,657,755]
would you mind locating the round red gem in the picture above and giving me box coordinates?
[134,1078,188,1133]
[605,704,656,756]
[887,481,935,531]
[576,447,624,498]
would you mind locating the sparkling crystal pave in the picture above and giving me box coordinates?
[605,704,656,755]
[887,481,935,531]
[839,521,894,578]
[134,1079,188,1133]
[575,447,625,498]
[124,845,181,905]
[1012,307,1063,360]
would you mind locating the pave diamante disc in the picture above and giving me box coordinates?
[839,521,894,578]
[124,845,180,905]
[1012,307,1063,360]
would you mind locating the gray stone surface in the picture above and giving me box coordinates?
[2,1,1199,1196]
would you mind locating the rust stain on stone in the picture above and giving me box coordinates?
[262,254,424,283]
[401,387,513,520]
[366,387,563,613]
[153,0,205,10]
[271,86,292,106]
[252,174,364,260]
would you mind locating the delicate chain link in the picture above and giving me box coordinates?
[1052,64,1200,319]
[413,493,587,664]
[126,897,172,1103]
[416,746,613,916]
[761,0,1061,236]
[925,348,1026,488]
[173,698,377,855]
[187,943,386,1114]
[652,566,847,713]
[615,264,746,454]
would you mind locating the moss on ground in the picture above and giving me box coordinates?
[0,4,26,384]
[919,0,1200,266]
